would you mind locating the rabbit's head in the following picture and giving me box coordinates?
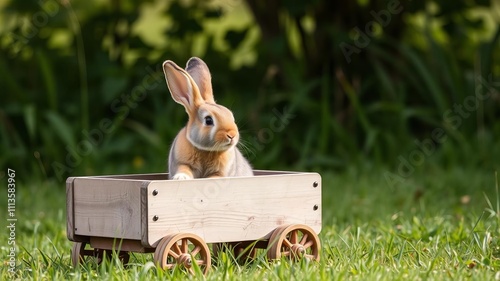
[163,57,240,152]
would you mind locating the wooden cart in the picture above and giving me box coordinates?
[66,170,322,274]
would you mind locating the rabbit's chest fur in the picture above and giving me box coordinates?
[190,148,233,178]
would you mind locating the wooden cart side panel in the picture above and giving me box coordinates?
[72,178,146,240]
[66,177,76,241]
[146,173,322,246]
[140,182,149,247]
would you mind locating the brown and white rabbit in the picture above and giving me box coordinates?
[162,57,253,180]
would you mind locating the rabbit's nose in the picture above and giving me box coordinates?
[225,130,237,143]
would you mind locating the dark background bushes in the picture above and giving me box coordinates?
[1,0,498,183]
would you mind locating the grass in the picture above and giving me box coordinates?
[1,165,500,280]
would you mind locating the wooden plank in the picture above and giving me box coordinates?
[90,237,154,253]
[146,173,322,246]
[73,178,145,240]
[91,173,169,181]
[140,183,149,247]
[74,170,296,180]
[252,170,301,176]
[66,177,76,241]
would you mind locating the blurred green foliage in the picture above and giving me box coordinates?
[0,0,499,182]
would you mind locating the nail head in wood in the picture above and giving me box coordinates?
[313,181,318,188]
[152,189,158,196]
[153,215,159,221]
[313,204,318,211]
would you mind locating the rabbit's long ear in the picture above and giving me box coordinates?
[185,57,215,104]
[163,60,204,112]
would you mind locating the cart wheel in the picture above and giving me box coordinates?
[71,242,130,266]
[213,242,257,263]
[154,233,211,275]
[267,224,320,261]
[72,242,90,266]
[117,251,131,265]
[71,242,106,266]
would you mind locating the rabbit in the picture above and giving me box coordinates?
[162,57,254,180]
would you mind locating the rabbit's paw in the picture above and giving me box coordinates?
[172,173,192,180]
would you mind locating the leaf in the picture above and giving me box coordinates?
[399,44,447,113]
[23,104,36,142]
[45,111,76,147]
[371,58,396,99]
[36,50,58,111]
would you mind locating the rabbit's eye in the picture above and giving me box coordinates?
[204,116,214,126]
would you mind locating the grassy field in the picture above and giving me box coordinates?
[2,166,500,280]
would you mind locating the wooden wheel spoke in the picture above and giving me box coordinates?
[299,233,309,245]
[290,230,298,244]
[191,245,201,256]
[165,263,175,270]
[303,240,314,249]
[196,259,206,265]
[188,268,195,275]
[181,239,188,253]
[283,238,293,249]
[282,251,291,257]
[173,243,182,255]
[168,249,180,259]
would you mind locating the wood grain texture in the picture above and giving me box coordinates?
[145,173,322,246]
[72,178,146,240]
[66,177,76,241]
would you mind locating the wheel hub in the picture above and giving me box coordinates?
[291,244,305,258]
[178,253,192,268]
